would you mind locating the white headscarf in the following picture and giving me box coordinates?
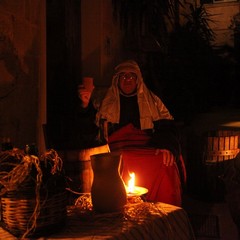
[96,60,173,130]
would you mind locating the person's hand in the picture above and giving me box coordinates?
[155,149,175,166]
[78,84,94,108]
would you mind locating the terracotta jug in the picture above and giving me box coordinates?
[90,152,127,213]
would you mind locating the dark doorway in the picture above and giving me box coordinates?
[46,0,81,149]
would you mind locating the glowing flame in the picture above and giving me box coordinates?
[126,172,148,196]
[128,172,135,193]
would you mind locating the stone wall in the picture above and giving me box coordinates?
[205,2,240,47]
[0,0,46,151]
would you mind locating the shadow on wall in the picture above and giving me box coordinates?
[0,28,38,148]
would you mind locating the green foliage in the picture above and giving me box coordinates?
[181,3,215,48]
[112,0,180,52]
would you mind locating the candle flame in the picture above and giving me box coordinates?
[128,172,135,193]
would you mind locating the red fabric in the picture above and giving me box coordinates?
[108,124,182,206]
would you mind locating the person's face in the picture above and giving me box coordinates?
[118,72,137,95]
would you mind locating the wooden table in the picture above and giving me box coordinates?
[0,201,196,239]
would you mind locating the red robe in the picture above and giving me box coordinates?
[108,123,185,206]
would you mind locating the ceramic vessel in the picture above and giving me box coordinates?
[90,152,127,213]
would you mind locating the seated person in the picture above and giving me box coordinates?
[77,60,186,206]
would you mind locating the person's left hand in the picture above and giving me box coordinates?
[155,149,175,166]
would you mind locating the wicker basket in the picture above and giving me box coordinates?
[0,149,68,238]
[1,191,68,237]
